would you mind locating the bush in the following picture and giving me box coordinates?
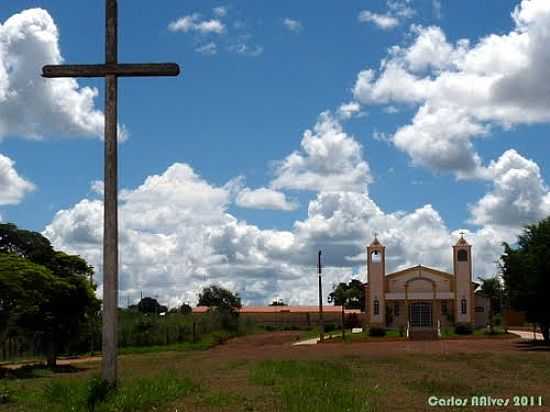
[324,323,337,333]
[368,327,386,337]
[0,388,10,405]
[454,322,473,335]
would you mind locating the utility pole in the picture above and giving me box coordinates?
[318,250,324,342]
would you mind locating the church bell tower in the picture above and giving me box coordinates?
[453,234,473,324]
[367,235,385,326]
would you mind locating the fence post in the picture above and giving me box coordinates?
[192,321,197,343]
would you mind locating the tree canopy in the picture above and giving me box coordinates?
[501,216,550,343]
[0,223,99,365]
[198,285,241,311]
[328,279,365,310]
[137,297,168,314]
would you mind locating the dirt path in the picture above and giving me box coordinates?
[0,332,536,371]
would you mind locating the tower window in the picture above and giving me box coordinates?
[371,250,382,263]
[457,250,468,262]
[374,299,380,315]
[461,299,467,314]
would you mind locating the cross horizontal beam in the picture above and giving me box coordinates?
[42,63,180,78]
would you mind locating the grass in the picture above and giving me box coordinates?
[2,334,550,411]
[119,331,231,355]
[440,326,509,337]
[2,370,197,412]
[250,360,374,412]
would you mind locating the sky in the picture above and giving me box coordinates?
[0,0,549,308]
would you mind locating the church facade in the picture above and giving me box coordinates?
[364,236,489,330]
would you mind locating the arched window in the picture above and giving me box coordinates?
[461,298,467,314]
[457,249,468,262]
[374,299,380,315]
[371,250,382,263]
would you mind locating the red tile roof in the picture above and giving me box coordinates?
[192,305,361,314]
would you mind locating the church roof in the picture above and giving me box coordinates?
[455,234,470,246]
[368,235,383,247]
[386,264,454,280]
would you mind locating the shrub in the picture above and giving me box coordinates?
[454,322,473,335]
[368,327,386,337]
[324,323,337,333]
[0,388,10,405]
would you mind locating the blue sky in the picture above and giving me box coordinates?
[1,0,549,306]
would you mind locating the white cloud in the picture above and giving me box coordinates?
[358,0,414,31]
[271,112,372,192]
[358,11,399,30]
[196,42,217,56]
[169,10,263,57]
[0,9,112,141]
[470,150,550,227]
[0,153,35,205]
[283,18,303,33]
[432,0,442,19]
[236,187,298,211]
[337,101,362,120]
[169,14,225,34]
[353,1,550,177]
[44,146,540,306]
[90,180,104,196]
[213,7,227,18]
[228,41,263,57]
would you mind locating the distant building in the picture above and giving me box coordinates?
[364,235,489,330]
[193,305,363,329]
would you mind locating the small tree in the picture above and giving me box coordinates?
[479,277,504,334]
[198,285,241,311]
[178,303,193,314]
[501,217,550,343]
[198,285,241,331]
[137,297,167,315]
[0,254,98,367]
[328,279,364,309]
[0,223,99,366]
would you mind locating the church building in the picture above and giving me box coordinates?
[364,235,489,332]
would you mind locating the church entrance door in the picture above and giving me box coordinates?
[409,302,432,328]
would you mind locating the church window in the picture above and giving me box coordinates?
[374,299,380,315]
[394,302,400,317]
[457,249,468,262]
[371,250,382,263]
[441,301,448,314]
[461,299,467,314]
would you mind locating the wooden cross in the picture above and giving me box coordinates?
[42,0,180,385]
[459,231,465,239]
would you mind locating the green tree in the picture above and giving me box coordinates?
[0,223,99,366]
[0,223,55,266]
[328,279,365,310]
[501,217,550,343]
[198,285,241,311]
[479,276,504,334]
[137,297,168,315]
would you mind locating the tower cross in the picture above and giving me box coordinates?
[42,0,180,385]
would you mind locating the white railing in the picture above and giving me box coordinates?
[437,320,441,337]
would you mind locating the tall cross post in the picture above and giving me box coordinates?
[318,250,324,342]
[42,0,180,384]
